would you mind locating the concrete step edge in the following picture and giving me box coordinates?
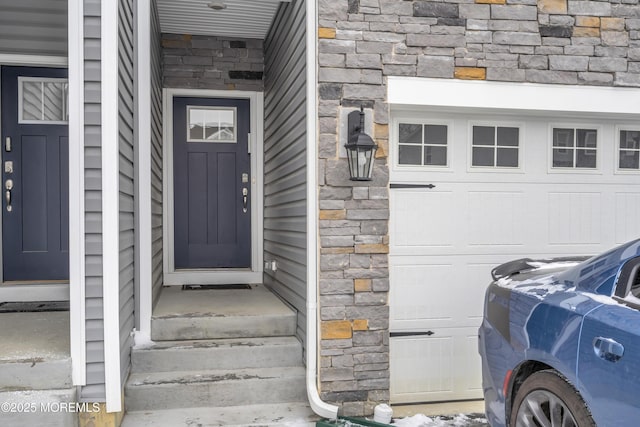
[132,335,300,352]
[121,402,318,427]
[126,366,306,388]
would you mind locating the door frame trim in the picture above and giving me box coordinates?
[162,88,264,285]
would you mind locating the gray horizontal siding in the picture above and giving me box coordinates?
[81,0,105,402]
[263,0,308,347]
[118,0,136,386]
[151,0,163,308]
[0,0,67,56]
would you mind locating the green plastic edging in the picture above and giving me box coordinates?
[316,416,393,427]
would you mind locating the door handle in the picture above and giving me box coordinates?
[242,187,248,213]
[5,179,12,212]
[593,337,624,362]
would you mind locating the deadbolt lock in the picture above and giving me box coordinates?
[4,161,13,174]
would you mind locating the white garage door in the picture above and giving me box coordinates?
[389,110,640,403]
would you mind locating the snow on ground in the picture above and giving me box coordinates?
[392,413,489,427]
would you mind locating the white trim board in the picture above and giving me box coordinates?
[68,0,86,387]
[0,284,69,302]
[101,0,122,413]
[0,55,67,67]
[162,88,264,286]
[388,77,640,118]
[134,0,152,345]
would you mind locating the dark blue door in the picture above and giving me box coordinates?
[174,97,251,269]
[1,66,69,281]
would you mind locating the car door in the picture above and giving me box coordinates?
[577,258,640,426]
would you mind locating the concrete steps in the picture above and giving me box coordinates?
[124,285,310,422]
[121,402,318,427]
[132,336,302,372]
[0,388,78,427]
[125,366,307,411]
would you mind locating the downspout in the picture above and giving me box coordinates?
[306,0,339,420]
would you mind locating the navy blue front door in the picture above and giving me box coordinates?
[1,66,69,281]
[173,97,251,269]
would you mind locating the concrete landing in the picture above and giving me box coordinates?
[0,311,69,361]
[122,402,318,427]
[151,285,296,340]
[0,312,71,390]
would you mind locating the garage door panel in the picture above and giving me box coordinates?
[391,190,456,248]
[390,258,501,330]
[468,191,525,246]
[390,263,455,326]
[463,334,484,394]
[464,263,499,321]
[616,192,640,244]
[548,192,602,245]
[390,336,453,397]
[390,328,484,403]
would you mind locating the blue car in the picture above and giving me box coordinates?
[479,239,640,427]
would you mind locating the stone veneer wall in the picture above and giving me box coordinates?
[317,0,640,417]
[162,34,264,91]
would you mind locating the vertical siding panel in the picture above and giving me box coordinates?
[118,0,136,386]
[0,0,67,56]
[81,0,106,401]
[150,0,163,307]
[264,0,308,346]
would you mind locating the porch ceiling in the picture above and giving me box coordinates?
[157,0,290,39]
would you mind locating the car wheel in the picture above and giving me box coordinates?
[510,370,595,427]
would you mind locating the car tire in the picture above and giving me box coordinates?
[510,370,595,427]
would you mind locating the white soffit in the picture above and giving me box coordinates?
[157,0,290,39]
[388,76,640,118]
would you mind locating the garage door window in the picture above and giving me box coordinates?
[618,129,640,171]
[552,127,597,169]
[471,126,519,168]
[398,123,448,166]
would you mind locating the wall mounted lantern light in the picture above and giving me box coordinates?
[345,106,377,181]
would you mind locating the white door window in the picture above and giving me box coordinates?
[18,77,68,124]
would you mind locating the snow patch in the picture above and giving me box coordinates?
[393,413,488,427]
[497,273,572,300]
[525,260,582,270]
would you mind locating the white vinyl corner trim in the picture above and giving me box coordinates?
[101,0,122,413]
[135,0,152,345]
[306,0,338,420]
[68,0,87,387]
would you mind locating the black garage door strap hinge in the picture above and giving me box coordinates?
[390,183,436,189]
[390,331,435,337]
